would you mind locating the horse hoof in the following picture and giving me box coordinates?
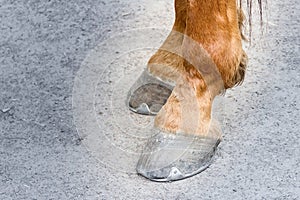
[136,126,221,182]
[127,69,174,115]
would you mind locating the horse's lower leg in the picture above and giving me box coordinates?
[136,0,248,181]
[155,0,246,135]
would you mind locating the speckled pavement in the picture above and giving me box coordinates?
[0,0,299,199]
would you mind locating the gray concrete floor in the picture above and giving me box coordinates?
[0,0,299,199]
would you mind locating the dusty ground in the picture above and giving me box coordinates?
[0,0,299,199]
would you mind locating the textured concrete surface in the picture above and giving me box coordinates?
[0,0,299,199]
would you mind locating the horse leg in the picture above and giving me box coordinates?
[154,0,247,138]
[137,0,246,181]
[127,0,187,115]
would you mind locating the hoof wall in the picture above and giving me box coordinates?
[136,129,221,182]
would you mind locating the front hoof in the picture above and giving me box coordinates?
[136,125,221,182]
[127,69,174,115]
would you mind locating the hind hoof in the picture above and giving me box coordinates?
[127,69,174,115]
